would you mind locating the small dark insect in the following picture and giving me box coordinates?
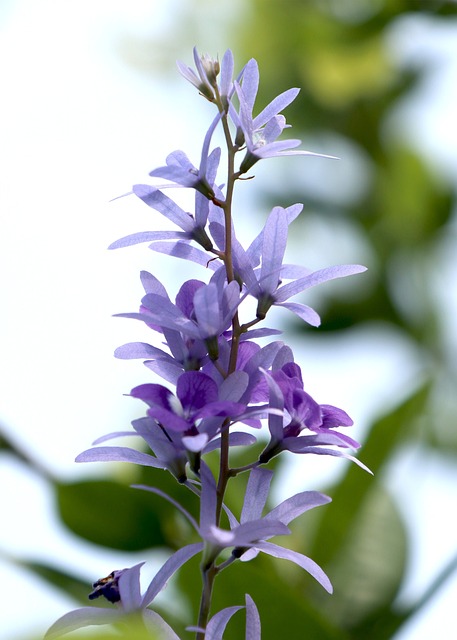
[88,569,124,604]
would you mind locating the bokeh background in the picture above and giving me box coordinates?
[1,1,457,639]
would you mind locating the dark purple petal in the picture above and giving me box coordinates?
[131,383,173,409]
[147,406,189,432]
[177,371,218,411]
[321,404,354,428]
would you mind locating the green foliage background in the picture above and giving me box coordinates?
[2,1,457,639]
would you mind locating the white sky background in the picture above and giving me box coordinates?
[1,1,457,639]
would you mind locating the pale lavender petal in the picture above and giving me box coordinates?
[119,562,144,612]
[198,114,221,183]
[262,115,287,144]
[254,541,333,593]
[241,468,273,523]
[200,461,217,532]
[181,432,209,452]
[150,241,219,268]
[142,543,204,607]
[205,606,243,640]
[260,207,288,294]
[219,49,235,97]
[44,607,123,639]
[283,442,372,473]
[245,594,261,640]
[92,431,138,444]
[132,185,195,233]
[109,231,187,249]
[193,283,221,336]
[274,264,367,302]
[149,164,201,188]
[252,88,300,129]
[207,519,289,547]
[219,371,249,402]
[140,270,170,297]
[75,446,167,469]
[145,359,183,384]
[143,609,181,640]
[265,491,331,525]
[239,59,259,111]
[114,342,169,360]
[275,301,321,327]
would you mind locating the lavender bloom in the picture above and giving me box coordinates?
[137,463,332,593]
[230,58,334,173]
[44,548,202,639]
[226,204,367,326]
[176,47,221,101]
[177,47,240,107]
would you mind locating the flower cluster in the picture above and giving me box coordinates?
[46,48,368,640]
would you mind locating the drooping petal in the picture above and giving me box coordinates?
[274,264,368,303]
[75,446,167,469]
[44,607,124,639]
[265,491,331,526]
[141,543,204,607]
[253,541,333,593]
[275,301,321,327]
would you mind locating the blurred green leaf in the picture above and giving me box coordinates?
[56,479,171,551]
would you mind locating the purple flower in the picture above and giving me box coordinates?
[44,548,202,639]
[259,363,371,472]
[225,204,367,326]
[230,58,335,173]
[130,371,246,434]
[137,463,332,593]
